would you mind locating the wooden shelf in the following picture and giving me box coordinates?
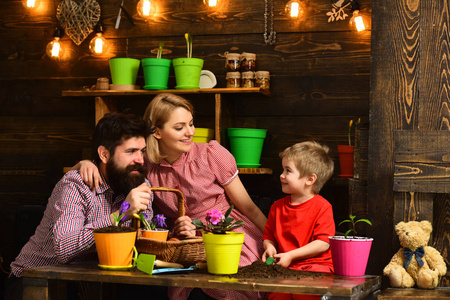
[62,87,272,97]
[238,168,273,174]
[62,87,272,174]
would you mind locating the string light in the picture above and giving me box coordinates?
[89,22,108,56]
[137,0,156,19]
[46,27,64,60]
[285,0,303,19]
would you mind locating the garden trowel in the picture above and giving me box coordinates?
[136,254,185,275]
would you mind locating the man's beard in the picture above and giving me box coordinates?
[106,160,147,196]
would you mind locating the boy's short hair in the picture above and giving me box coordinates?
[93,113,152,163]
[280,141,334,193]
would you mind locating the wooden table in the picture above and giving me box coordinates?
[22,262,381,300]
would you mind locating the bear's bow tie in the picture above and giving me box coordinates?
[403,246,425,268]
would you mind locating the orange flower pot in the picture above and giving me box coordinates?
[141,229,169,241]
[338,145,354,178]
[93,230,137,269]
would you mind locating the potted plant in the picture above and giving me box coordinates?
[329,214,373,276]
[142,42,172,90]
[337,118,360,178]
[93,210,137,270]
[192,205,244,274]
[135,212,169,241]
[173,33,204,89]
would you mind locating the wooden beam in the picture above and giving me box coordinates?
[394,131,450,193]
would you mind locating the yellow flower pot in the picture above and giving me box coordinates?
[202,231,245,274]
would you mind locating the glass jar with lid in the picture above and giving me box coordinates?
[225,53,241,72]
[226,72,241,88]
[241,71,255,88]
[240,52,256,72]
[255,71,270,89]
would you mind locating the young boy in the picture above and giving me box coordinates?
[262,141,335,300]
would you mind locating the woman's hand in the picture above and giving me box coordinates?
[76,160,102,190]
[173,215,196,237]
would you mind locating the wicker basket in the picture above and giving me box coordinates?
[135,187,206,266]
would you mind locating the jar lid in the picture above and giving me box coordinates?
[226,72,241,79]
[255,71,270,78]
[241,71,255,79]
[226,53,241,60]
[241,52,256,60]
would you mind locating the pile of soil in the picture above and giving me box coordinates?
[232,261,331,280]
[93,226,136,233]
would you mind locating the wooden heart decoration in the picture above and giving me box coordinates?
[57,0,101,46]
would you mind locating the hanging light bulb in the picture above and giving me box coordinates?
[349,10,368,32]
[89,22,108,56]
[203,0,219,8]
[349,1,368,32]
[285,0,303,19]
[46,27,64,59]
[137,0,156,19]
[22,0,40,9]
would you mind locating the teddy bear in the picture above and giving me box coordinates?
[383,220,447,289]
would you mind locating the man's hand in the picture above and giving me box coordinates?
[173,216,196,237]
[123,182,152,218]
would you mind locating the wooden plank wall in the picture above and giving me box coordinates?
[0,0,371,281]
[369,0,450,287]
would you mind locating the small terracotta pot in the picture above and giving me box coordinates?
[338,145,354,178]
[141,229,169,241]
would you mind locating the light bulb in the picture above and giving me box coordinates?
[285,0,303,19]
[137,0,156,19]
[89,33,108,55]
[203,0,219,7]
[349,10,368,32]
[22,0,40,9]
[46,37,64,59]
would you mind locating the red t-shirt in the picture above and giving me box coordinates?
[263,194,335,271]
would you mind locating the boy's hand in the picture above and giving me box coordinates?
[262,245,277,262]
[274,252,293,268]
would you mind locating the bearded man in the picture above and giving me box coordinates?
[6,113,154,299]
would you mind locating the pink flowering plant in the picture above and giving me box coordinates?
[192,205,244,234]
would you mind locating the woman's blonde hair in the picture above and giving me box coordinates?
[143,93,194,163]
[279,141,334,194]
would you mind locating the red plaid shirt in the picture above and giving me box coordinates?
[11,169,152,277]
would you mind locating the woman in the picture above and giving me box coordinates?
[78,93,267,300]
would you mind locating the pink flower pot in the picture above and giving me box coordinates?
[329,236,373,276]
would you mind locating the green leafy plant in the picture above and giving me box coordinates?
[112,212,127,227]
[192,205,244,234]
[339,214,372,238]
[184,32,193,58]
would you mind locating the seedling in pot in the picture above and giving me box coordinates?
[339,214,372,238]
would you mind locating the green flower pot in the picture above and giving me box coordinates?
[173,58,204,89]
[142,58,172,90]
